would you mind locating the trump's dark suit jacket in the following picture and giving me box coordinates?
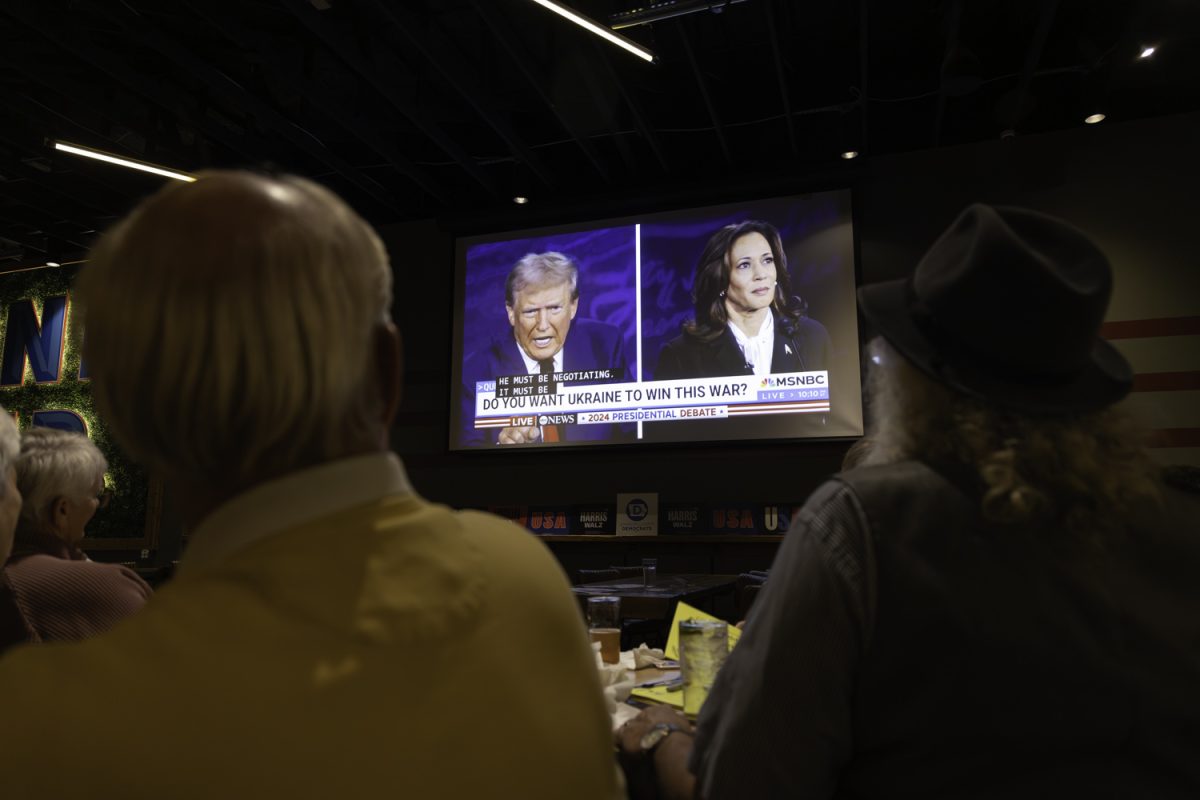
[458,318,630,446]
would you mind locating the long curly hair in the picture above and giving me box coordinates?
[861,338,1161,538]
[683,220,807,343]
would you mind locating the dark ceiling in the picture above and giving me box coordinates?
[1,0,1198,268]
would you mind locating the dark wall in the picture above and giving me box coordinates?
[383,110,1200,512]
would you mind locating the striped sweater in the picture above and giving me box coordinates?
[0,535,152,656]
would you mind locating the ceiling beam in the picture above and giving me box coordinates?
[469,0,611,184]
[0,230,50,259]
[932,0,963,147]
[2,1,268,168]
[181,0,452,206]
[278,0,500,199]
[3,64,170,171]
[0,190,94,253]
[365,0,555,189]
[0,109,129,216]
[858,0,869,155]
[100,9,404,215]
[0,65,199,214]
[4,1,405,216]
[1008,0,1060,131]
[589,40,669,173]
[0,175,109,244]
[576,42,638,173]
[2,1,407,223]
[763,0,798,157]
[678,19,732,167]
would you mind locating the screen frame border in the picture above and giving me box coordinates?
[445,180,867,456]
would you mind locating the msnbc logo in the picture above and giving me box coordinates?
[759,373,827,388]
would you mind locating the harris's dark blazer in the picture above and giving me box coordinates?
[459,318,630,447]
[655,313,831,381]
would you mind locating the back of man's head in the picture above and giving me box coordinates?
[857,204,1157,535]
[76,171,395,492]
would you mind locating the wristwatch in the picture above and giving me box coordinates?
[638,722,692,753]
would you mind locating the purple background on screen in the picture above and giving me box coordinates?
[640,193,849,379]
[461,226,637,375]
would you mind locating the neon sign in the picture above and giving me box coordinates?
[0,293,88,434]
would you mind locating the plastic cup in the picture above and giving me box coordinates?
[642,557,658,587]
[679,619,728,716]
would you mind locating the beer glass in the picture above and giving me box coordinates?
[587,596,621,664]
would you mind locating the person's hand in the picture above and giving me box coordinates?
[497,425,541,445]
[616,707,697,800]
[615,706,694,758]
[735,620,746,630]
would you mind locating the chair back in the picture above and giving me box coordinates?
[575,568,621,585]
[736,572,768,619]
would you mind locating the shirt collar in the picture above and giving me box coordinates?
[728,311,774,374]
[515,337,564,374]
[179,452,413,573]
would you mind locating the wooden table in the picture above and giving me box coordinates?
[572,573,739,620]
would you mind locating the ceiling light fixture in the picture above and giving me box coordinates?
[610,0,749,30]
[53,141,197,182]
[527,0,656,63]
[1084,113,1106,125]
[1139,45,1156,59]
[841,150,859,160]
[0,259,85,276]
[513,196,530,205]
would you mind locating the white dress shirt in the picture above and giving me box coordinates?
[729,311,775,376]
[515,339,564,374]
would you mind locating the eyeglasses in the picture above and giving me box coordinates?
[96,489,112,509]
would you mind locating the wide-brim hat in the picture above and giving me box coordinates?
[858,203,1132,414]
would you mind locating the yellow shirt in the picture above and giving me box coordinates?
[0,456,620,799]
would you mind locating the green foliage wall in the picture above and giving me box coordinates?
[0,265,149,545]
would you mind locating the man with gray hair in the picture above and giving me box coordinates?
[0,172,621,799]
[460,250,630,446]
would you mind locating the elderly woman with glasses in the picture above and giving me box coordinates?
[1,427,151,654]
[0,408,27,649]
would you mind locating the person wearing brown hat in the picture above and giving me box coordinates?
[617,204,1200,799]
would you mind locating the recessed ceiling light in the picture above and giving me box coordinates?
[841,150,859,160]
[513,196,529,205]
[1139,46,1156,59]
[1084,113,1106,125]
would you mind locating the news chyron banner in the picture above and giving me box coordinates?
[472,371,829,435]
